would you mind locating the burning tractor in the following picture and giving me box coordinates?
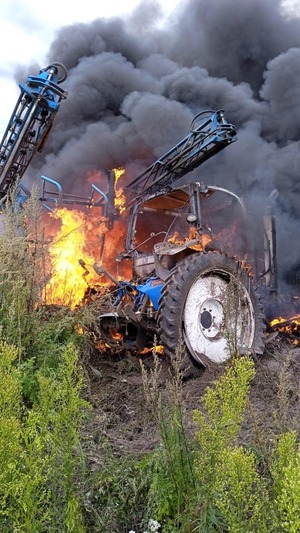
[0,64,283,371]
[41,109,275,370]
[113,181,267,367]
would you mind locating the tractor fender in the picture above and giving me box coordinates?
[136,278,164,310]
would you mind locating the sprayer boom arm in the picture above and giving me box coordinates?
[127,110,237,198]
[0,63,67,202]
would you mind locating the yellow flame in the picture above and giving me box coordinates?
[140,345,164,355]
[270,314,300,334]
[113,167,126,213]
[45,208,98,308]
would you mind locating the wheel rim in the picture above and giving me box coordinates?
[183,271,255,364]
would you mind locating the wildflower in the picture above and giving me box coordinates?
[145,518,161,532]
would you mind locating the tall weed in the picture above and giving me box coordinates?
[0,187,47,349]
[214,446,269,532]
[192,356,257,531]
[0,341,89,532]
[84,452,153,533]
[141,349,197,532]
[269,431,300,532]
[0,342,23,530]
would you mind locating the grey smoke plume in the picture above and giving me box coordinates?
[16,0,300,289]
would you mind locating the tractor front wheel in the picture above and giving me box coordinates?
[158,252,265,368]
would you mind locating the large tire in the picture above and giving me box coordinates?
[158,252,265,368]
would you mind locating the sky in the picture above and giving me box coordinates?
[0,0,300,290]
[0,0,183,132]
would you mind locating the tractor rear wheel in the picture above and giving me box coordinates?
[158,252,265,368]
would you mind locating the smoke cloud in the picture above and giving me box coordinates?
[16,0,300,289]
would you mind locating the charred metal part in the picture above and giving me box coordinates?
[154,239,199,255]
[125,182,250,281]
[153,253,170,281]
[189,182,202,230]
[132,253,156,278]
[106,169,117,230]
[263,189,279,294]
[40,175,109,210]
[93,263,119,286]
[121,303,154,331]
[78,258,90,280]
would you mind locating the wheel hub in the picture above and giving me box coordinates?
[200,298,224,339]
[200,310,212,329]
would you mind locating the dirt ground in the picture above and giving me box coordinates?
[82,328,300,467]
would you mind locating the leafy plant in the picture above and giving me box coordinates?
[84,452,153,533]
[192,356,256,531]
[214,446,269,532]
[269,431,300,532]
[141,348,197,532]
[0,341,89,532]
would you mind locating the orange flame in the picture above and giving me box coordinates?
[44,168,131,308]
[139,345,164,355]
[168,227,212,251]
[45,208,100,308]
[270,314,300,334]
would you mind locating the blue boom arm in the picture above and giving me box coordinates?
[127,110,237,198]
[0,62,68,202]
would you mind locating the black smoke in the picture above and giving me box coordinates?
[15,0,300,291]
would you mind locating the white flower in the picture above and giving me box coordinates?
[144,518,161,532]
